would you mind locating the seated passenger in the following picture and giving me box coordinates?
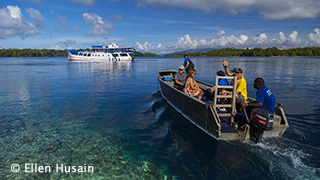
[174,65,187,90]
[210,70,229,93]
[183,69,203,100]
[242,77,276,114]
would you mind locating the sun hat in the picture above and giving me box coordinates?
[179,65,185,70]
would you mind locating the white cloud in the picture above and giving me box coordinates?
[136,0,320,20]
[135,28,320,53]
[26,8,45,30]
[82,13,114,36]
[71,0,95,6]
[253,33,268,44]
[279,31,286,42]
[50,45,62,50]
[308,28,320,44]
[0,6,40,39]
[175,34,198,49]
[135,42,154,51]
[288,31,298,43]
[217,30,225,36]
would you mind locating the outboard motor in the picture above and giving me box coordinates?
[249,108,274,143]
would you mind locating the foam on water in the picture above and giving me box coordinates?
[255,138,320,179]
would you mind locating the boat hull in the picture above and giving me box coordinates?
[158,70,220,139]
[67,51,134,62]
[158,70,289,142]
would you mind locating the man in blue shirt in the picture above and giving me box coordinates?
[243,77,276,114]
[183,52,194,73]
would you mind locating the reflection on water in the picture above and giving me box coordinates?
[0,57,319,179]
[68,61,133,75]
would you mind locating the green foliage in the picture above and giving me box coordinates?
[165,47,320,57]
[0,47,319,57]
[143,52,159,56]
[134,52,159,56]
[0,49,67,57]
[134,51,144,56]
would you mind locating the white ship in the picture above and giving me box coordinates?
[67,44,135,62]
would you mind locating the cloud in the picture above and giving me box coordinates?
[135,28,320,53]
[135,0,320,20]
[82,13,114,36]
[110,15,124,21]
[54,15,80,33]
[217,30,225,36]
[60,40,76,45]
[135,42,153,51]
[0,5,40,39]
[308,28,320,45]
[50,45,62,50]
[26,8,46,30]
[253,33,268,44]
[21,0,43,3]
[71,0,95,6]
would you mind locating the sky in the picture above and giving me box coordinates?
[0,0,320,53]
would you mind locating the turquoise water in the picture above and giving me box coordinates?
[0,56,319,179]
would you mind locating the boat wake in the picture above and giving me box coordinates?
[253,138,320,179]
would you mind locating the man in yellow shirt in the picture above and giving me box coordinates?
[221,59,247,102]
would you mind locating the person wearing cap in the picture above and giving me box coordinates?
[221,59,247,102]
[183,52,194,73]
[174,65,187,90]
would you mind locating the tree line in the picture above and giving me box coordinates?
[0,49,67,57]
[0,47,319,57]
[165,47,320,57]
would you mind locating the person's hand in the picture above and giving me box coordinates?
[210,86,215,92]
[221,89,229,95]
[241,103,246,107]
[222,59,228,67]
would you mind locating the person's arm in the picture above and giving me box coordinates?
[189,78,198,90]
[222,59,234,76]
[242,102,263,108]
[242,89,263,107]
[185,61,190,69]
[175,79,184,86]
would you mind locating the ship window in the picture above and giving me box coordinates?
[120,53,128,56]
[112,54,119,57]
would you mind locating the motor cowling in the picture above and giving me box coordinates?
[249,108,274,143]
[251,108,274,130]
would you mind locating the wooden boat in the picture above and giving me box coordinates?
[158,70,289,142]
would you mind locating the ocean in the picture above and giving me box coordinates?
[0,56,319,179]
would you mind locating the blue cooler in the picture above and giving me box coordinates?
[163,75,172,81]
